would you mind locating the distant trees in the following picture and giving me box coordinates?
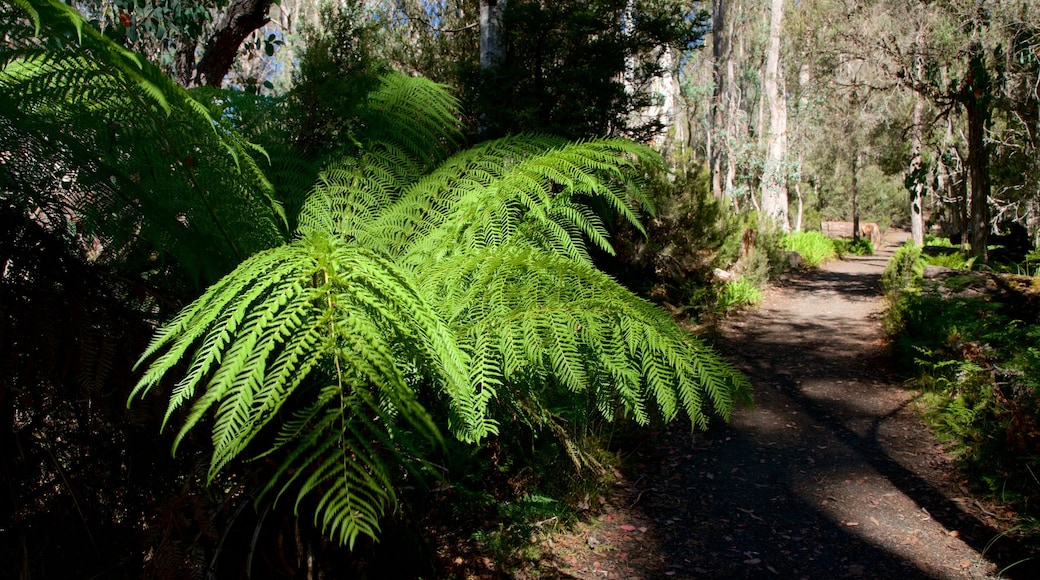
[698,0,1040,252]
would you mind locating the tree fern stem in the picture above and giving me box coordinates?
[322,267,351,498]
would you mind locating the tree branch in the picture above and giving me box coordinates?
[195,0,274,87]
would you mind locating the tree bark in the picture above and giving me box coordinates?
[195,0,274,87]
[480,0,507,70]
[963,43,991,261]
[710,0,728,197]
[852,151,861,241]
[760,0,789,231]
[909,93,926,246]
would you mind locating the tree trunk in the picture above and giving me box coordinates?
[195,0,274,87]
[852,151,861,241]
[172,35,197,88]
[909,93,926,245]
[760,0,789,231]
[710,0,728,197]
[480,0,507,70]
[963,44,991,261]
[794,152,804,232]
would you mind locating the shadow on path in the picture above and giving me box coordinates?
[621,238,1038,579]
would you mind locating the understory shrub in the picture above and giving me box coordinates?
[884,243,1040,528]
[781,231,837,267]
[834,237,874,257]
[715,278,764,313]
[608,164,779,319]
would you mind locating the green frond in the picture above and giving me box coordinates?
[1,1,286,284]
[133,232,497,545]
[361,135,662,267]
[7,0,39,35]
[297,143,424,240]
[356,72,462,167]
[418,246,749,429]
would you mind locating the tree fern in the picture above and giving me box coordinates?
[3,0,750,550]
[418,246,749,429]
[136,131,748,547]
[309,135,658,266]
[130,233,494,546]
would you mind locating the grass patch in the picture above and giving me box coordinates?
[781,231,837,268]
[715,278,763,313]
[834,237,874,257]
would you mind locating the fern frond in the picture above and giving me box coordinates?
[1,0,286,284]
[296,143,424,240]
[356,73,462,167]
[419,246,749,428]
[360,135,661,267]
[133,232,494,545]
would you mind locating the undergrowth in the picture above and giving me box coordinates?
[781,231,837,267]
[883,241,1040,538]
[834,237,875,257]
[716,278,764,313]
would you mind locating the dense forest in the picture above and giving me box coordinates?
[2,0,1039,577]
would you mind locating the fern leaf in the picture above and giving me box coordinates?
[133,232,496,545]
[419,246,747,429]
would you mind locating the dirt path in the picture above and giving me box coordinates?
[535,232,1031,579]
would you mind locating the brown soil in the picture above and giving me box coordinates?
[523,231,1037,580]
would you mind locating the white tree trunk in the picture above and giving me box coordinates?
[710,0,728,197]
[480,0,507,70]
[909,94,926,245]
[760,0,789,231]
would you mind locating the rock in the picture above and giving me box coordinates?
[713,268,736,282]
[922,265,954,279]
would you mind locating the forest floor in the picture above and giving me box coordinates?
[518,230,1037,580]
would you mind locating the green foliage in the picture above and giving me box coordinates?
[470,0,708,140]
[881,242,924,334]
[132,132,749,546]
[882,243,924,294]
[287,1,390,158]
[780,231,837,268]
[925,251,976,270]
[716,279,764,312]
[884,247,1040,522]
[6,0,749,553]
[834,236,874,257]
[1,0,286,287]
[126,111,747,547]
[607,165,780,319]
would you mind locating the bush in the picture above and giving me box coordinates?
[780,231,837,268]
[834,237,874,257]
[884,245,1040,534]
[608,164,759,314]
[715,278,764,313]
